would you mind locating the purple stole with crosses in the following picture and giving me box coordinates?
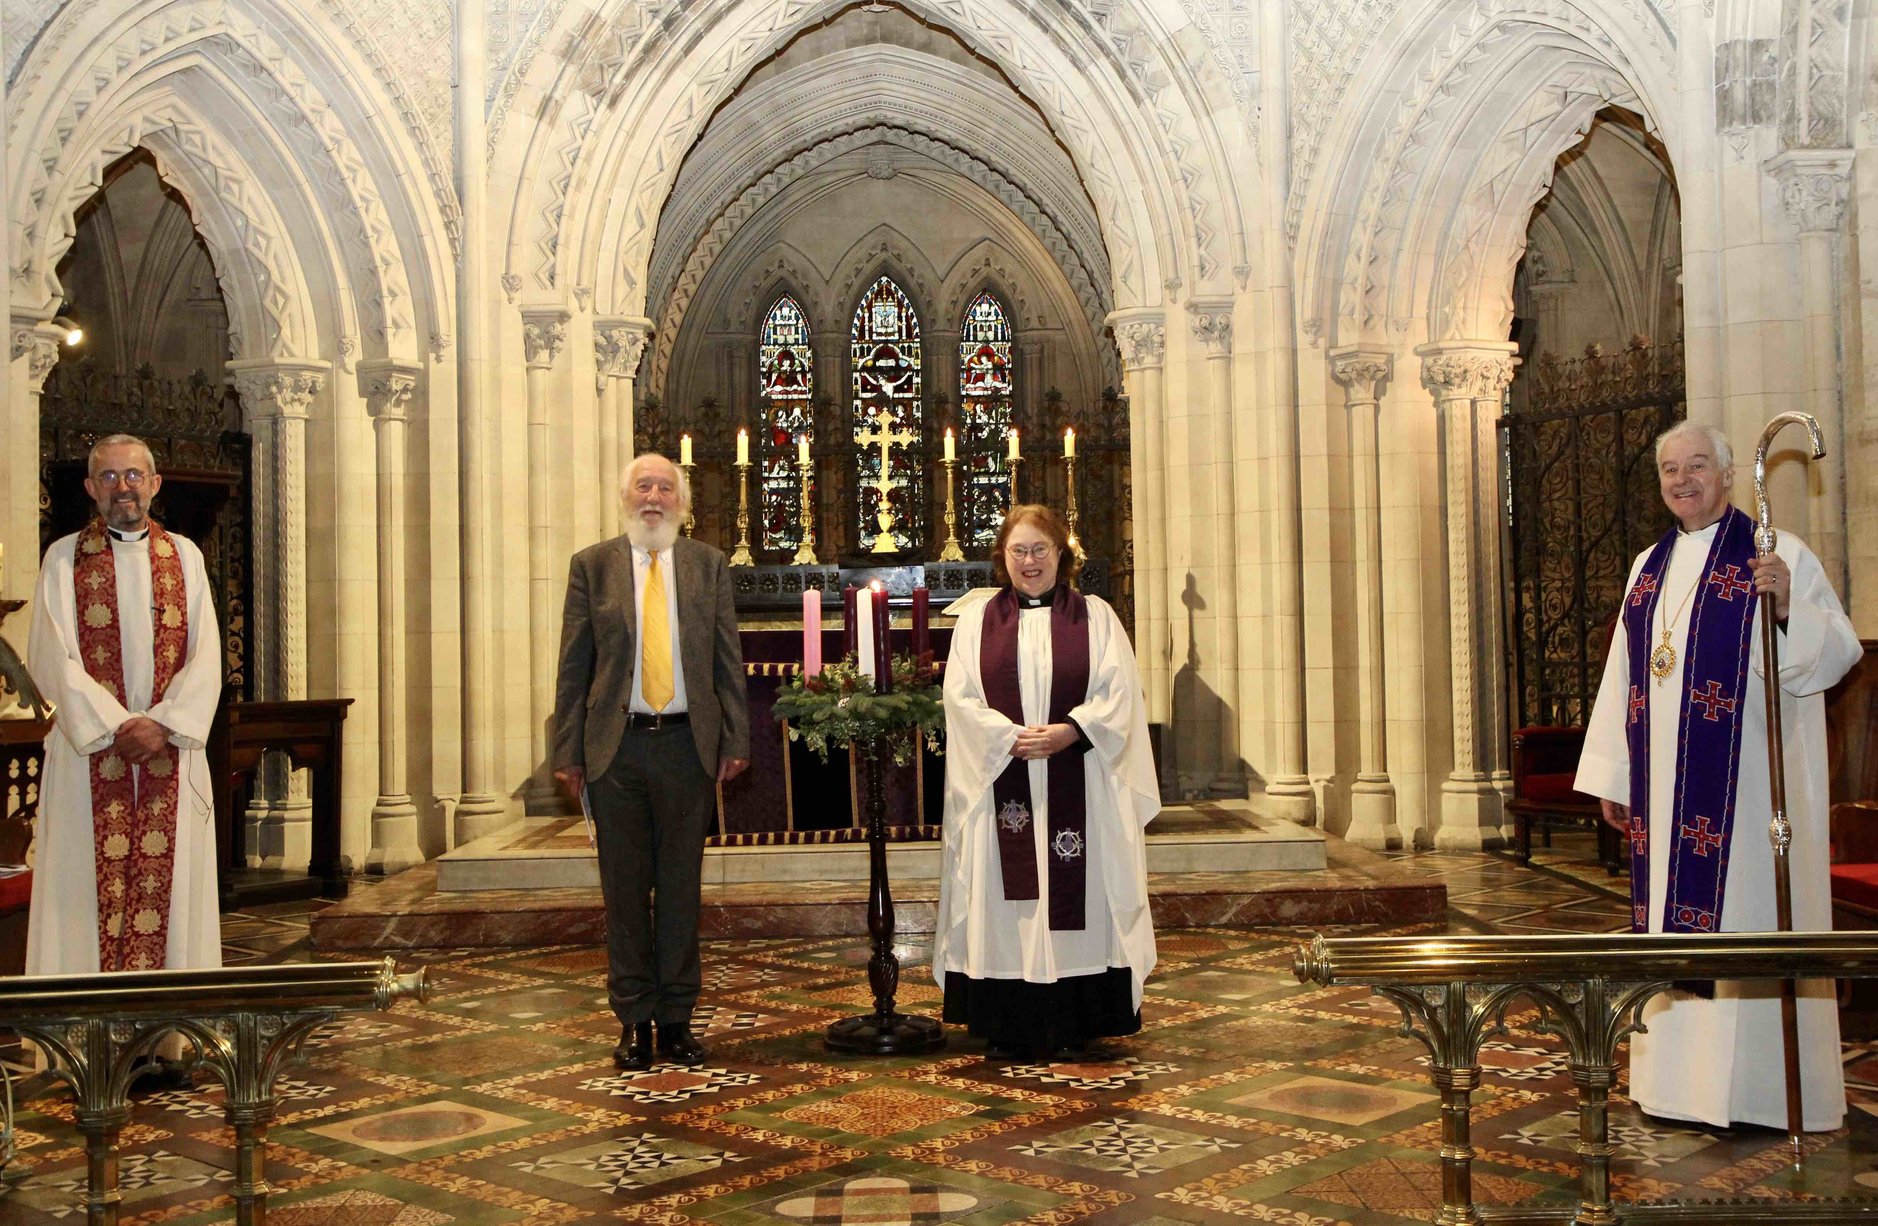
[1621,504,1757,934]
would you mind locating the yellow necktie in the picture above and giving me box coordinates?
[640,551,674,711]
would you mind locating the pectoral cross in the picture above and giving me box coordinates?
[857,408,917,553]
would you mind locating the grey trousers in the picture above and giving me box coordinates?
[588,724,714,1027]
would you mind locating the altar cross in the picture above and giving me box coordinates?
[858,408,917,553]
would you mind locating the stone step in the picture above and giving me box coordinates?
[433,799,1326,893]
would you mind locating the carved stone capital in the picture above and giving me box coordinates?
[1765,149,1853,234]
[1186,299,1234,354]
[230,359,329,421]
[1329,347,1394,403]
[594,316,654,385]
[1414,343,1517,401]
[521,311,570,370]
[12,324,63,392]
[358,359,421,422]
[1111,315,1166,370]
[428,332,452,362]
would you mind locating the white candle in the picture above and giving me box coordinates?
[680,433,693,466]
[1064,427,1076,458]
[736,427,749,466]
[1007,428,1020,461]
[943,428,955,463]
[855,586,875,680]
[797,434,810,466]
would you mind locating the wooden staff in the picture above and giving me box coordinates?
[1750,410,1824,1161]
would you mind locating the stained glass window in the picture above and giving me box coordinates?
[758,295,813,551]
[957,292,1014,547]
[850,275,924,552]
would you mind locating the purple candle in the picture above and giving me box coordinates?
[871,581,892,693]
[843,584,858,663]
[802,587,822,677]
[911,586,929,660]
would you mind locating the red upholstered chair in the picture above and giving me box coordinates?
[1830,800,1878,929]
[1507,726,1621,872]
[0,718,48,975]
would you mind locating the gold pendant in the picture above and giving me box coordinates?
[1649,631,1676,683]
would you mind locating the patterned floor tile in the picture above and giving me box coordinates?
[1235,1073,1437,1127]
[763,1174,987,1224]
[1011,1116,1242,1178]
[509,1132,748,1191]
[575,1065,763,1103]
[776,1084,980,1137]
[306,1100,535,1156]
[999,1059,1182,1092]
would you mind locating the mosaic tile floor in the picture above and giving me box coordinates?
[3,833,1875,1224]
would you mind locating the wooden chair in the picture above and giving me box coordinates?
[1829,799,1878,929]
[1507,726,1622,872]
[0,719,50,976]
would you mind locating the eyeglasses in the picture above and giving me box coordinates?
[93,469,149,488]
[1005,543,1056,562]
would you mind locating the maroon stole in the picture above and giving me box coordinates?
[980,584,1091,930]
[72,518,189,971]
[1621,505,1757,934]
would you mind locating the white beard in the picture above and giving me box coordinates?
[625,512,680,553]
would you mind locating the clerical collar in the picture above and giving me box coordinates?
[107,525,150,543]
[1014,587,1058,610]
[1676,518,1722,541]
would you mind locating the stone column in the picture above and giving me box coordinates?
[1111,312,1167,723]
[7,325,61,609]
[1188,302,1240,792]
[596,316,652,534]
[1416,342,1516,849]
[360,360,423,872]
[454,0,507,842]
[1260,290,1315,824]
[230,358,328,864]
[1765,149,1853,593]
[1330,347,1401,849]
[523,310,569,807]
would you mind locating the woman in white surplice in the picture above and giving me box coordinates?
[934,505,1160,1060]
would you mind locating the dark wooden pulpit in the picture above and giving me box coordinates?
[208,697,353,909]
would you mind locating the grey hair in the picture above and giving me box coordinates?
[1654,420,1732,471]
[87,433,157,476]
[620,452,692,513]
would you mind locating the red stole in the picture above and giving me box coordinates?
[979,585,1090,930]
[73,518,189,971]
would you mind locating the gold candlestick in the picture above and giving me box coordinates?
[1065,453,1086,563]
[679,461,696,537]
[728,459,754,566]
[938,455,965,561]
[790,451,819,565]
[1007,454,1022,513]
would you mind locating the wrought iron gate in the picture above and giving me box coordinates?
[1501,338,1683,729]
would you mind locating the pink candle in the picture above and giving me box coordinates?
[911,585,929,660]
[802,587,822,676]
[871,581,892,693]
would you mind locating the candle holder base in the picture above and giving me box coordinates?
[825,1011,946,1055]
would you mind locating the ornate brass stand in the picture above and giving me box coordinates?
[1295,931,1878,1225]
[1,959,428,1225]
[1007,453,1022,512]
[937,455,965,561]
[679,460,696,536]
[1065,452,1085,562]
[824,740,945,1055]
[0,598,51,718]
[728,458,754,566]
[790,450,819,565]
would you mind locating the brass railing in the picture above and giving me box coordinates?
[1,958,428,1225]
[1293,932,1878,1225]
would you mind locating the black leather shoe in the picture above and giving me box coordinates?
[656,1023,708,1066]
[613,1023,654,1072]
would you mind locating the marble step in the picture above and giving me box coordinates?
[434,799,1325,893]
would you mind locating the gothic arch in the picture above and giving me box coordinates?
[1295,0,1677,350]
[646,127,1116,395]
[9,0,454,361]
[499,0,1242,319]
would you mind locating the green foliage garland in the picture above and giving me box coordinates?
[771,652,945,766]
